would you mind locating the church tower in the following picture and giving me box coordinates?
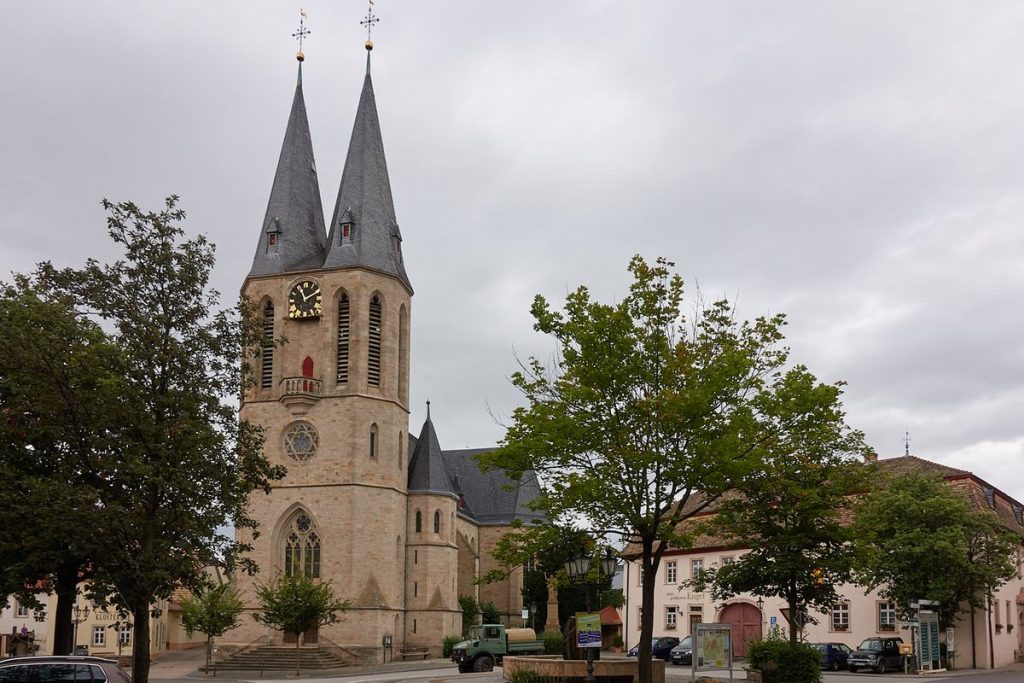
[235,38,412,647]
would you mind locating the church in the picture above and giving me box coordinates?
[228,36,543,654]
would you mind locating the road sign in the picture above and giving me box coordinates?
[769,616,777,626]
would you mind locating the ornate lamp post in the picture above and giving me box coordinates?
[756,597,765,633]
[72,604,90,652]
[563,547,619,683]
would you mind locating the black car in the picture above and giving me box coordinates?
[627,636,680,660]
[812,642,852,671]
[669,635,694,665]
[847,636,904,673]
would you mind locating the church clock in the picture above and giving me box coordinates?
[288,280,322,319]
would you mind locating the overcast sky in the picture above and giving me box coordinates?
[2,1,1021,504]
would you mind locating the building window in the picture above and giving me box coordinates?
[831,602,850,631]
[665,606,678,630]
[413,618,417,634]
[637,567,643,587]
[637,607,643,630]
[982,487,995,509]
[92,626,106,647]
[336,293,350,384]
[369,424,378,458]
[341,222,352,243]
[368,295,382,387]
[119,623,132,645]
[721,556,734,566]
[261,300,274,389]
[665,561,677,584]
[878,602,896,631]
[283,421,319,461]
[415,510,422,533]
[268,232,277,247]
[398,431,404,470]
[414,550,418,564]
[283,511,321,578]
[15,602,29,618]
[434,510,441,534]
[414,582,418,597]
[691,559,704,581]
[398,304,408,399]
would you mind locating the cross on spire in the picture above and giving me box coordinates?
[361,2,379,43]
[292,9,311,61]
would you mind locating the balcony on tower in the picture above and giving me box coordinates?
[280,375,322,416]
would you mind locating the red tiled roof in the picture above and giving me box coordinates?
[599,605,622,626]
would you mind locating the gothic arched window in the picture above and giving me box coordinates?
[368,295,382,387]
[336,293,350,384]
[415,510,422,533]
[283,511,321,578]
[433,510,441,534]
[261,300,275,389]
[370,423,378,458]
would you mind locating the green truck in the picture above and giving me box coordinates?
[450,624,545,673]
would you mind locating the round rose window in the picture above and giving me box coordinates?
[283,422,319,461]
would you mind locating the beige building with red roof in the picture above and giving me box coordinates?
[621,455,1024,669]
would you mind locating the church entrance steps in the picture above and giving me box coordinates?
[212,644,347,671]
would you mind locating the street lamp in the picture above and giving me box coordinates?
[72,604,90,652]
[563,547,619,683]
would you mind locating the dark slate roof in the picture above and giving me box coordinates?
[407,416,456,497]
[323,57,412,291]
[441,448,545,526]
[248,64,327,278]
[406,418,544,525]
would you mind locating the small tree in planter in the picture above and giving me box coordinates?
[253,574,350,676]
[180,584,245,674]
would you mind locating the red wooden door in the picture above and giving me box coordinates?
[719,602,762,658]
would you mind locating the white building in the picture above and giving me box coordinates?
[622,455,1024,669]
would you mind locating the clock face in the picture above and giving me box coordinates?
[288,280,322,319]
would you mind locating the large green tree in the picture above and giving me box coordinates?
[0,281,123,654]
[253,574,350,676]
[36,197,285,683]
[691,386,869,644]
[852,472,1019,651]
[482,256,857,683]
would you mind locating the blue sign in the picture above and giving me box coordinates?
[769,616,777,626]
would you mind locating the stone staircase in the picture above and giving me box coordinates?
[214,645,346,672]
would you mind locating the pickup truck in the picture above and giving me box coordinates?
[451,624,545,673]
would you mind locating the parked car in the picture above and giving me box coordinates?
[0,655,132,682]
[847,636,904,673]
[627,636,680,660]
[669,635,695,665]
[811,642,853,671]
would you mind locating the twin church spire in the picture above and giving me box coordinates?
[249,32,410,292]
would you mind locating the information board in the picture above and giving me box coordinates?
[575,612,602,649]
[693,623,733,682]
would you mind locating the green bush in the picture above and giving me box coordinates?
[481,601,501,624]
[540,630,563,655]
[442,634,462,657]
[747,634,821,683]
[458,595,480,634]
[506,670,544,683]
[611,633,624,648]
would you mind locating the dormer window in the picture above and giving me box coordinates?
[266,218,282,253]
[982,486,996,509]
[341,222,353,244]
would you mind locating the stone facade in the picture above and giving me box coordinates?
[225,49,540,655]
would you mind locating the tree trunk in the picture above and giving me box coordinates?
[132,604,151,683]
[205,635,212,675]
[52,565,79,656]
[637,553,658,683]
[787,591,799,646]
[970,606,976,669]
[295,634,301,677]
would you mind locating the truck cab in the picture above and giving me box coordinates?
[451,624,545,673]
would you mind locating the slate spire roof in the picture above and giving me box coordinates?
[248,63,327,278]
[323,51,412,291]
[408,404,456,496]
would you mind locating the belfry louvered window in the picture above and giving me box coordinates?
[368,295,382,387]
[261,300,275,388]
[336,293,350,383]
